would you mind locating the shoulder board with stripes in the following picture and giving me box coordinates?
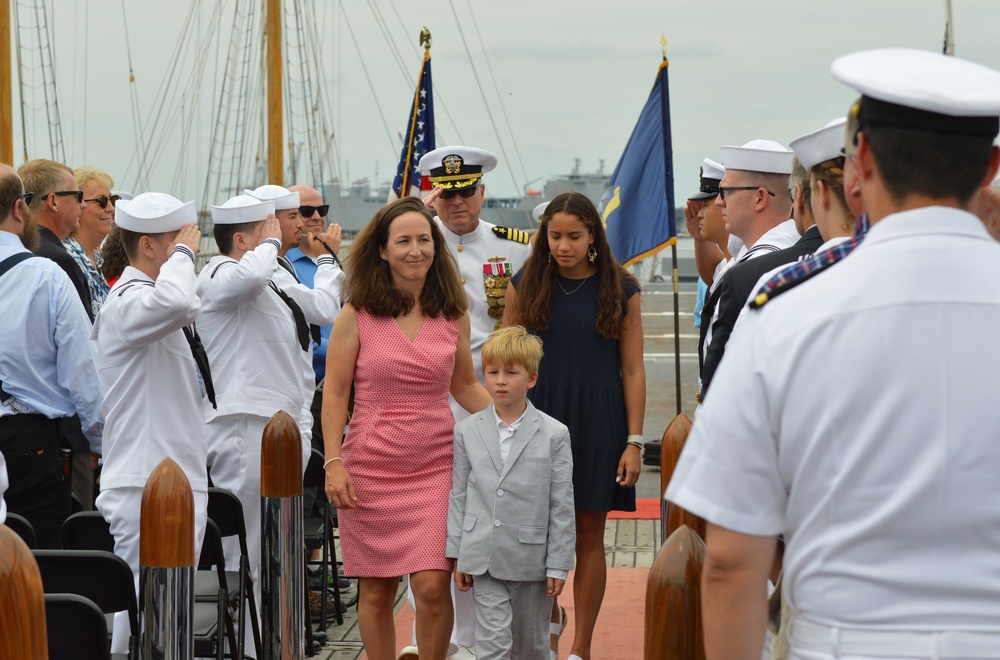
[491,226,530,245]
[749,261,833,310]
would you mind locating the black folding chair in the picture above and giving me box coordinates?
[33,549,139,660]
[302,449,344,628]
[206,487,263,658]
[4,512,36,549]
[61,511,115,553]
[196,518,242,660]
[44,593,112,660]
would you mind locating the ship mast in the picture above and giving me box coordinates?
[266,0,283,185]
[1,0,12,164]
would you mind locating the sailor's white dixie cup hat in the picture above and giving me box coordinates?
[689,158,726,200]
[831,48,1000,143]
[419,146,498,190]
[532,201,550,222]
[244,184,300,211]
[211,195,275,225]
[115,192,196,232]
[721,140,794,175]
[789,118,849,170]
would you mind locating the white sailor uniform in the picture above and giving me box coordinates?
[271,254,343,469]
[93,251,209,654]
[197,236,306,630]
[669,209,1000,659]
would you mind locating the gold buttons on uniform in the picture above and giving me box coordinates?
[460,278,466,285]
[457,245,464,253]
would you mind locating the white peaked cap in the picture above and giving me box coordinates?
[211,195,275,225]
[720,139,794,175]
[532,201,550,222]
[689,157,727,200]
[790,118,849,170]
[832,48,1000,118]
[701,157,726,181]
[244,184,300,211]
[115,192,196,233]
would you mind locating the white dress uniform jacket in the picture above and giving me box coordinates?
[94,253,208,491]
[434,218,531,412]
[669,208,1000,644]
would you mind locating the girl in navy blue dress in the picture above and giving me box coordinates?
[505,192,646,660]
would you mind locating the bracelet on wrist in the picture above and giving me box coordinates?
[323,457,343,469]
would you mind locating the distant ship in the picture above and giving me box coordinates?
[322,159,614,234]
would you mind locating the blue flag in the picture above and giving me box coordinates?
[389,50,435,201]
[599,60,675,267]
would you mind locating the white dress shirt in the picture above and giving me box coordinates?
[0,231,103,452]
[669,207,1000,635]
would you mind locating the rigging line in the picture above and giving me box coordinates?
[303,0,339,186]
[292,0,321,187]
[446,0,521,199]
[387,0,464,145]
[12,0,30,162]
[339,3,396,155]
[365,0,415,88]
[118,0,146,190]
[464,0,529,188]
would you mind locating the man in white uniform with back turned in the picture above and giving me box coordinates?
[395,146,531,660]
[667,48,1000,660]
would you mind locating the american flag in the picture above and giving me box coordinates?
[389,50,435,201]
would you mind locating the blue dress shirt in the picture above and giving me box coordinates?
[286,247,332,381]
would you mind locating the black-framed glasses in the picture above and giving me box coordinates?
[299,204,329,218]
[84,194,121,210]
[439,185,480,200]
[51,190,84,203]
[18,192,34,206]
[718,186,776,201]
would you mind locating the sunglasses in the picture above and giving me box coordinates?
[439,186,480,200]
[84,195,122,210]
[18,192,34,206]
[718,186,776,201]
[51,190,85,203]
[299,204,329,218]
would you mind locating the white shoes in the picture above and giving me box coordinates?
[398,646,420,660]
[399,645,476,660]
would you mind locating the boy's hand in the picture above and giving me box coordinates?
[455,571,474,592]
[547,577,565,597]
[170,224,202,254]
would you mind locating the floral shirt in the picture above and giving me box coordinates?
[63,236,110,318]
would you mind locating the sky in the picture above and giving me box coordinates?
[8,0,1000,208]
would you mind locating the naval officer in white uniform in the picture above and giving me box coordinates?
[93,193,210,654]
[245,184,344,470]
[197,194,306,647]
[667,48,1000,660]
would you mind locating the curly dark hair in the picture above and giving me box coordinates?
[509,192,638,339]
[344,197,467,319]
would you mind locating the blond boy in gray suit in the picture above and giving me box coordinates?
[447,326,575,660]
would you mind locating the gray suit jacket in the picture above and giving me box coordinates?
[446,401,575,582]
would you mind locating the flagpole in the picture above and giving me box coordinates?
[660,36,682,416]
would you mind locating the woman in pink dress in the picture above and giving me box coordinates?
[323,197,491,660]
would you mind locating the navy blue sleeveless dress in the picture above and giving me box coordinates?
[512,271,639,512]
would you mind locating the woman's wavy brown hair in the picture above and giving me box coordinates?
[344,197,467,319]
[509,192,638,340]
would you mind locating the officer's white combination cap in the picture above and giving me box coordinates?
[115,192,196,233]
[211,195,275,225]
[689,157,726,200]
[532,201,550,222]
[831,48,1000,139]
[418,146,498,190]
[244,184,300,211]
[789,118,849,170]
[720,140,794,175]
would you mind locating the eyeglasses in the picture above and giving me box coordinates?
[439,186,480,200]
[718,186,776,201]
[299,204,329,218]
[51,190,85,203]
[84,195,121,210]
[18,192,34,206]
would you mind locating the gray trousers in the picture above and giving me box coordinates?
[472,571,551,660]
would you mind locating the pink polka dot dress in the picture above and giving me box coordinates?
[339,308,459,577]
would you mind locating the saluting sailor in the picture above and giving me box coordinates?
[244,184,344,470]
[196,194,303,644]
[93,193,211,655]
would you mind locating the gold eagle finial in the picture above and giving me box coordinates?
[420,27,432,52]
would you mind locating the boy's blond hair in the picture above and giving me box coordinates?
[482,325,543,374]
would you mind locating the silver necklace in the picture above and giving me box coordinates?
[558,274,591,295]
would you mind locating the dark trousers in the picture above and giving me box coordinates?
[0,414,71,548]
